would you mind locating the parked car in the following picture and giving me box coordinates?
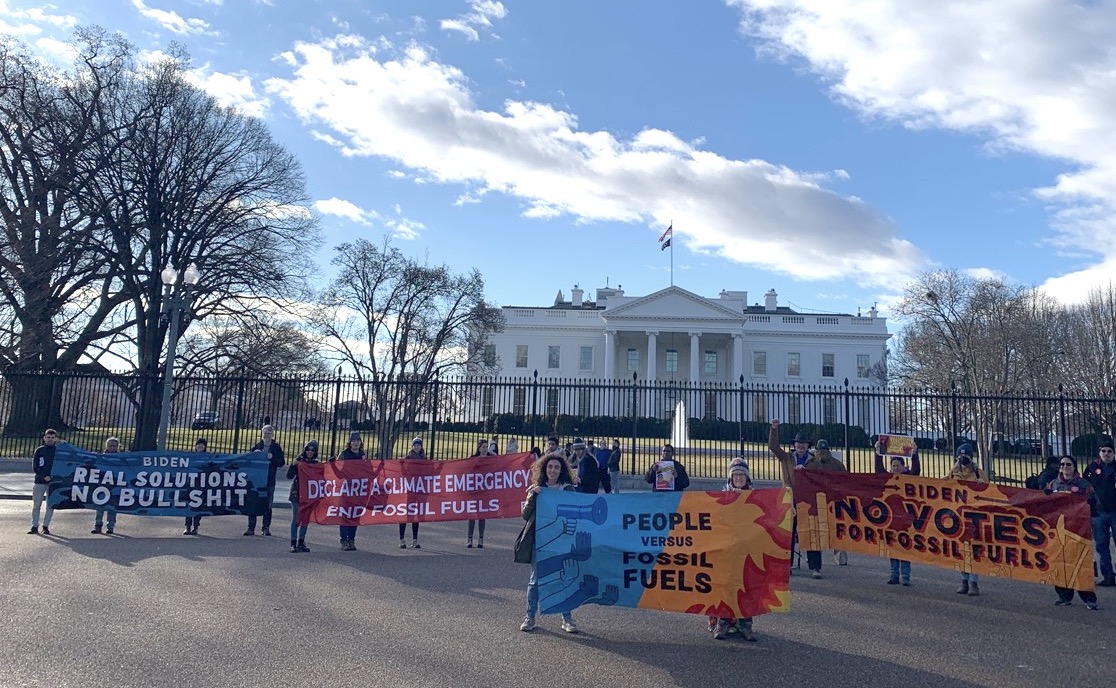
[1010,438,1047,455]
[191,411,220,430]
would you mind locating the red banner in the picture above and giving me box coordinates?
[795,471,1095,590]
[297,452,536,525]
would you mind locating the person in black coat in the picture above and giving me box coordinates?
[245,425,285,536]
[287,439,319,553]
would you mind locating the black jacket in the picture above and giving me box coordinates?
[287,452,319,502]
[251,440,285,486]
[32,444,56,484]
[645,459,690,491]
[1083,460,1116,513]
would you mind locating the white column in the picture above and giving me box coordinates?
[688,332,701,421]
[689,332,700,383]
[646,331,658,381]
[732,333,743,382]
[603,330,615,380]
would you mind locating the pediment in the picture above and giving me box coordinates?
[604,286,743,322]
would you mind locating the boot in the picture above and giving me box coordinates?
[956,581,969,595]
[738,620,757,642]
[297,539,310,553]
[466,537,473,548]
[477,537,484,549]
[967,582,980,596]
[290,541,299,553]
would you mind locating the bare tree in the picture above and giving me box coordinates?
[311,238,504,457]
[1057,283,1116,438]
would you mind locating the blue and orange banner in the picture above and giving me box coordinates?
[297,452,536,525]
[47,447,272,517]
[795,471,1095,590]
[534,489,793,617]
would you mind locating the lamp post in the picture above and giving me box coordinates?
[156,263,201,450]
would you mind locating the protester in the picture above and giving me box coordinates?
[708,458,758,641]
[1026,455,1061,491]
[467,438,490,548]
[287,440,319,553]
[875,438,922,585]
[542,436,563,460]
[1045,456,1100,610]
[505,437,519,454]
[245,425,285,537]
[802,439,848,577]
[645,443,690,491]
[29,428,59,535]
[400,437,427,549]
[948,444,987,596]
[91,437,120,535]
[489,435,500,455]
[184,438,208,535]
[768,420,812,486]
[514,454,579,634]
[571,438,601,494]
[1082,441,1116,587]
[335,432,365,551]
[591,439,612,494]
[607,439,622,494]
[529,446,542,459]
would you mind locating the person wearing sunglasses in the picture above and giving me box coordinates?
[1083,442,1116,587]
[1044,456,1100,610]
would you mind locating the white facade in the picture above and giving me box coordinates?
[484,285,890,424]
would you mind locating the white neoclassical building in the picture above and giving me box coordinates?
[482,284,890,424]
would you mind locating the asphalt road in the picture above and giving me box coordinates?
[2,499,1114,688]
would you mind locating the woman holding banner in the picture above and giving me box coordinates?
[287,440,319,553]
[514,455,579,634]
[708,459,759,641]
[947,444,987,596]
[875,438,921,585]
[1045,456,1101,610]
[335,432,365,551]
[467,439,490,548]
[92,437,120,535]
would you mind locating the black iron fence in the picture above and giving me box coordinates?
[0,370,1112,484]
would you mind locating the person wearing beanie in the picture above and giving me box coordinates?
[1045,456,1100,609]
[92,437,121,535]
[1083,441,1116,586]
[946,443,987,596]
[183,438,208,535]
[707,458,757,641]
[400,437,427,549]
[875,436,922,585]
[467,438,491,548]
[335,431,365,551]
[287,440,319,553]
[571,438,602,494]
[245,425,285,537]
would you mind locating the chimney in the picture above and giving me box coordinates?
[571,284,583,308]
[764,289,778,312]
[868,302,878,319]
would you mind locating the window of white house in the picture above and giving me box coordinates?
[482,387,495,417]
[515,345,528,368]
[857,398,871,429]
[787,352,801,377]
[788,395,802,424]
[857,354,870,379]
[704,351,718,375]
[548,345,560,369]
[626,348,639,371]
[482,344,496,367]
[752,351,767,376]
[666,349,678,373]
[545,388,559,416]
[578,388,592,416]
[513,387,526,415]
[823,397,836,424]
[579,346,593,371]
[821,353,835,378]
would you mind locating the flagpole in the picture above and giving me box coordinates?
[670,220,674,287]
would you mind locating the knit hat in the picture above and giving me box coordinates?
[412,437,423,446]
[816,439,830,450]
[1101,440,1114,451]
[956,444,973,458]
[729,457,751,482]
[571,437,586,450]
[304,439,319,452]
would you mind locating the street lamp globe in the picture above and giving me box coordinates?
[161,266,177,286]
[183,263,201,286]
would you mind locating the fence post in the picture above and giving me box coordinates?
[738,375,746,458]
[530,369,539,449]
[1058,383,1068,455]
[629,372,639,475]
[429,374,440,458]
[950,382,960,456]
[328,367,343,460]
[231,376,247,453]
[842,377,850,455]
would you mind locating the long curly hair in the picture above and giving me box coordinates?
[531,455,573,487]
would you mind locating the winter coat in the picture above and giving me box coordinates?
[946,462,987,483]
[1082,460,1116,513]
[514,483,576,564]
[1047,475,1098,516]
[875,451,921,476]
[287,451,319,502]
[804,448,847,473]
[644,459,690,491]
[32,444,57,484]
[607,447,622,471]
[251,440,285,487]
[768,425,809,488]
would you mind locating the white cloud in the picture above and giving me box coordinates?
[727,0,1116,297]
[132,0,214,35]
[186,68,270,117]
[440,0,507,42]
[266,35,924,285]
[314,197,378,225]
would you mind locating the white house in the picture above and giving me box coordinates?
[483,284,890,425]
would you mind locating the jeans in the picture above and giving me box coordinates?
[889,558,911,581]
[31,483,54,528]
[184,516,201,530]
[339,525,357,542]
[1092,512,1115,580]
[289,501,307,542]
[399,522,419,540]
[525,565,574,622]
[94,508,117,529]
[609,469,621,494]
[961,572,979,584]
[468,519,486,539]
[806,550,822,571]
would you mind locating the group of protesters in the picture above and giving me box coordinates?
[25,418,1116,641]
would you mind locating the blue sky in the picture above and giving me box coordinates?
[6,0,1116,321]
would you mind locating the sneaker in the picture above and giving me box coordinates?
[183,527,193,536]
[243,530,255,536]
[1055,599,1073,606]
[466,538,473,548]
[262,528,272,537]
[40,526,50,536]
[967,583,980,597]
[519,616,536,632]
[105,528,114,535]
[290,544,299,553]
[712,620,729,640]
[886,577,899,585]
[956,582,969,595]
[737,621,757,642]
[477,538,484,549]
[91,526,102,534]
[811,570,822,579]
[190,528,198,536]
[836,551,848,566]
[706,618,717,633]
[1086,602,1100,611]
[348,541,357,551]
[399,539,408,549]
[901,579,910,587]
[297,542,310,553]
[27,526,37,534]
[560,619,579,634]
[411,539,421,549]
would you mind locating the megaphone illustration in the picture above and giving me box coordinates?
[557,497,608,524]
